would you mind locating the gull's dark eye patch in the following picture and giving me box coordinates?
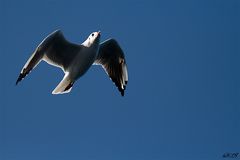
[92,34,94,36]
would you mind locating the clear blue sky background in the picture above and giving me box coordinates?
[0,0,239,160]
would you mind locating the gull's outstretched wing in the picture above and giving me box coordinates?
[94,39,128,96]
[16,30,81,85]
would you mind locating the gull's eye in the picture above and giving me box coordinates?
[92,33,94,36]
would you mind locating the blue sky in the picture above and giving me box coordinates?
[0,0,239,160]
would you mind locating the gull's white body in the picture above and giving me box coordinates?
[16,30,128,96]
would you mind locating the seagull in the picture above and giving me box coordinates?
[16,30,128,96]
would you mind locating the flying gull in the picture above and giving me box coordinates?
[16,30,128,96]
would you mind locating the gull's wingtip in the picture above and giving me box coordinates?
[15,79,19,85]
[16,73,24,85]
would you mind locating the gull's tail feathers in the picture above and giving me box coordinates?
[52,72,74,94]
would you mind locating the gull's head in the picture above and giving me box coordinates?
[82,31,101,47]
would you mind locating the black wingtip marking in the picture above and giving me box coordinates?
[16,73,24,85]
[16,68,31,85]
[117,86,125,97]
[121,90,124,96]
[109,76,127,97]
